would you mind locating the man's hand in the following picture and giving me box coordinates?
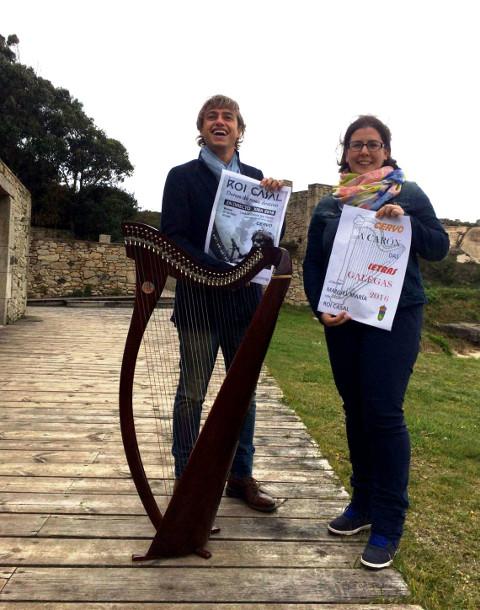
[260,177,284,191]
[320,311,351,327]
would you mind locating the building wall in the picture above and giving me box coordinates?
[0,160,31,324]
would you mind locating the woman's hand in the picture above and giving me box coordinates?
[320,311,351,327]
[260,177,284,191]
[376,203,404,218]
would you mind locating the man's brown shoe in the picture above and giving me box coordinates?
[226,476,277,512]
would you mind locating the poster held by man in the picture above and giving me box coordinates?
[205,169,291,285]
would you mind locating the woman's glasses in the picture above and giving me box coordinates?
[348,140,385,152]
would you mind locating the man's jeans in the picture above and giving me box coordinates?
[172,325,255,479]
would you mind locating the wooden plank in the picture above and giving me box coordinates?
[1,516,356,543]
[0,477,75,493]
[0,432,111,443]
[0,451,98,463]
[92,454,328,470]
[0,514,49,536]
[0,426,311,444]
[0,493,345,519]
[0,392,117,404]
[0,443,321,460]
[68,478,347,498]
[0,408,298,423]
[0,455,331,474]
[0,423,309,437]
[0,568,15,594]
[0,393,294,409]
[0,464,336,482]
[0,602,422,610]
[0,436,317,452]
[0,537,365,568]
[0,477,346,498]
[0,567,409,603]
[37,513,352,539]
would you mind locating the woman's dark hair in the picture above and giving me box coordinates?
[338,115,399,172]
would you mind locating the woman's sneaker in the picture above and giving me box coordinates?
[328,504,372,535]
[360,533,398,569]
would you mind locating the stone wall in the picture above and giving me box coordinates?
[0,160,31,324]
[28,228,135,298]
[281,183,332,305]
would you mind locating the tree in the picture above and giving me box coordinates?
[64,125,133,193]
[0,34,18,62]
[72,186,138,241]
[0,33,135,236]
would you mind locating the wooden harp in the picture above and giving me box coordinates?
[119,222,291,560]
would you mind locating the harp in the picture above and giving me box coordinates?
[119,222,291,560]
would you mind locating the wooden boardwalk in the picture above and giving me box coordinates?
[0,306,422,609]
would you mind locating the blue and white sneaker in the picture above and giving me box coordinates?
[328,504,372,535]
[361,533,398,569]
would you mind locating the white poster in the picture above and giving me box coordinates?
[318,205,412,330]
[205,170,291,285]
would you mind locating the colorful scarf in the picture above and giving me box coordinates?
[332,166,405,211]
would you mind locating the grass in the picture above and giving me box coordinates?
[265,301,480,610]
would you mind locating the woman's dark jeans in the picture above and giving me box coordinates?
[325,305,423,542]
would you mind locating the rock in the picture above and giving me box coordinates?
[438,323,480,344]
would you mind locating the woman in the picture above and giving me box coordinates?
[303,115,449,569]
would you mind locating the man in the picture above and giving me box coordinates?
[160,94,282,512]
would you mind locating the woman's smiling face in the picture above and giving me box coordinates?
[345,127,388,174]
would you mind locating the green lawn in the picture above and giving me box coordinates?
[265,303,480,610]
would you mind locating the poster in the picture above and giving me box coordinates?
[205,170,291,285]
[318,205,412,330]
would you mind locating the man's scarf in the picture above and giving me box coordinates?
[199,146,240,181]
[332,166,405,211]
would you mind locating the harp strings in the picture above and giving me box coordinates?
[175,278,217,482]
[150,251,177,497]
[131,237,260,509]
[135,248,174,502]
[174,269,257,476]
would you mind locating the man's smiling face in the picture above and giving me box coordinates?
[199,107,241,162]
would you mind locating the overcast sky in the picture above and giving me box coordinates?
[3,0,479,221]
